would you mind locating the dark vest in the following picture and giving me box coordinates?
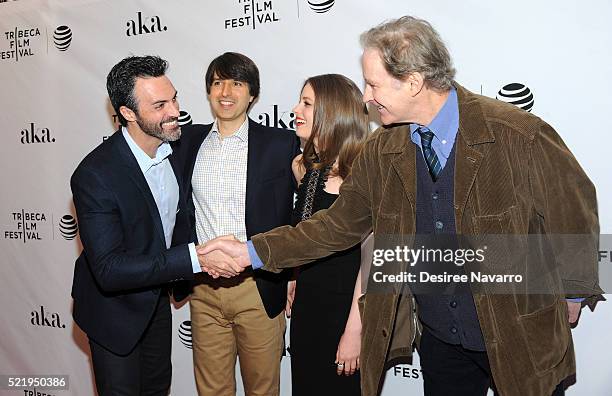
[412,142,486,351]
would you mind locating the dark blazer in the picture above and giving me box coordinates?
[71,128,196,355]
[172,118,300,318]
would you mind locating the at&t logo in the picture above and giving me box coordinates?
[496,83,534,112]
[307,0,335,13]
[59,214,78,240]
[178,110,193,126]
[53,25,72,51]
[179,320,192,349]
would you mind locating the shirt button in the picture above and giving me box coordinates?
[442,139,447,144]
[435,221,443,230]
[450,327,458,334]
[432,193,439,200]
[450,301,457,308]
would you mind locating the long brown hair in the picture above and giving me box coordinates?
[300,74,369,179]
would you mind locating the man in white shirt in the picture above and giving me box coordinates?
[172,52,300,396]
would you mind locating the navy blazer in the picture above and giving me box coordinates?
[71,128,196,355]
[172,118,301,317]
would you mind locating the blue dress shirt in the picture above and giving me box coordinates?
[409,87,459,170]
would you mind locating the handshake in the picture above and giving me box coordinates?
[196,235,253,278]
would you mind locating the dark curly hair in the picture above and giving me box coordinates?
[106,55,168,126]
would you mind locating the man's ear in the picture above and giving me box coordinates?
[119,105,137,123]
[406,72,425,96]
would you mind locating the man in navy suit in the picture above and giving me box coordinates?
[171,52,300,395]
[70,55,241,396]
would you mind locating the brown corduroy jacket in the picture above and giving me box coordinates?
[252,83,601,396]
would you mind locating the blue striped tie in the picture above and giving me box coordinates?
[418,127,442,181]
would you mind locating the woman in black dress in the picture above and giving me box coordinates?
[286,74,369,395]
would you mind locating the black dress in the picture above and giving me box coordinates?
[289,166,361,395]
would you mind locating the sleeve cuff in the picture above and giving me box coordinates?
[566,298,585,303]
[247,240,264,270]
[188,243,202,273]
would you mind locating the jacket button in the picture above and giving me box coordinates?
[382,328,388,337]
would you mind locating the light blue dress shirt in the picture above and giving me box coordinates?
[409,87,459,170]
[122,128,200,273]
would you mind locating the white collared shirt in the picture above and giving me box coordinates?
[192,117,249,245]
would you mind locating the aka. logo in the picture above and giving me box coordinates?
[496,83,534,112]
[59,214,78,240]
[126,11,167,37]
[307,0,335,13]
[53,25,72,51]
[31,306,66,329]
[20,122,55,144]
[256,105,296,130]
[178,320,192,349]
[178,110,192,126]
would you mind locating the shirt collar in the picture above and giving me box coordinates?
[210,117,250,142]
[122,127,173,173]
[409,87,459,156]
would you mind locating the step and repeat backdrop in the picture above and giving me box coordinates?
[1,0,611,395]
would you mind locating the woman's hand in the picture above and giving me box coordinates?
[335,327,361,375]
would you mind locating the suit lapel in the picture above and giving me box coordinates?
[245,119,264,235]
[453,83,495,229]
[168,151,184,206]
[114,132,166,246]
[184,126,211,196]
[384,125,417,207]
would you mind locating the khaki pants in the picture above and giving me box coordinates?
[190,274,285,396]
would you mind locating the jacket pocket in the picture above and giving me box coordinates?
[474,205,516,234]
[517,301,570,375]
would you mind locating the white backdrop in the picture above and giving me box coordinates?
[1,0,611,395]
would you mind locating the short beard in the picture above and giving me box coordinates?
[135,114,181,142]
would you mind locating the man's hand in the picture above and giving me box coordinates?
[197,247,242,278]
[198,236,252,269]
[567,301,582,325]
[286,280,296,318]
